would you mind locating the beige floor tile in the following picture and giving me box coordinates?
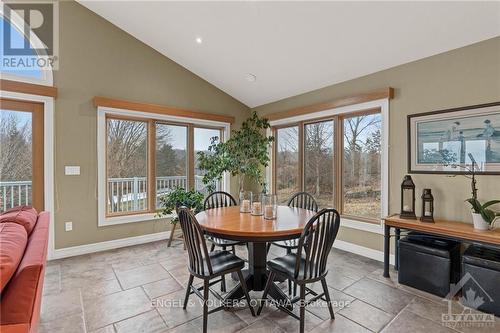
[381,309,457,333]
[266,307,324,332]
[62,277,123,300]
[236,318,285,332]
[154,289,203,328]
[89,326,116,333]
[344,278,415,314]
[39,312,86,333]
[115,263,170,289]
[324,270,359,290]
[84,287,153,331]
[305,283,354,320]
[41,289,82,322]
[405,296,464,324]
[114,309,168,333]
[314,314,371,333]
[189,310,248,333]
[142,276,183,299]
[338,299,394,332]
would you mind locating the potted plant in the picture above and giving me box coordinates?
[197,111,274,193]
[466,198,500,230]
[157,186,204,246]
[447,153,500,230]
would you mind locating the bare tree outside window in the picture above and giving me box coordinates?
[106,118,148,214]
[155,123,188,206]
[0,110,32,211]
[343,113,381,219]
[304,121,334,208]
[276,126,299,204]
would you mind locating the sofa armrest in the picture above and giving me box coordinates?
[0,212,49,331]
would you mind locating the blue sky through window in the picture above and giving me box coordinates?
[0,16,43,79]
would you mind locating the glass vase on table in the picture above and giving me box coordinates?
[251,193,264,216]
[240,191,252,213]
[263,194,277,220]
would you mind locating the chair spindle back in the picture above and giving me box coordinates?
[295,209,340,280]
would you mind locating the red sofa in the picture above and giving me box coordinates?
[0,206,50,333]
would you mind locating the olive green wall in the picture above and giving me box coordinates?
[253,37,500,253]
[53,2,249,249]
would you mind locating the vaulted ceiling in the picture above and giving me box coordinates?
[79,1,500,107]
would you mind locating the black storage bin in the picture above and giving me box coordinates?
[398,233,460,297]
[462,245,500,316]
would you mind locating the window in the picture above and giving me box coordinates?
[106,118,148,215]
[194,127,222,194]
[275,126,299,204]
[272,109,383,222]
[156,123,188,207]
[0,99,44,212]
[342,113,381,219]
[102,112,226,221]
[304,120,335,208]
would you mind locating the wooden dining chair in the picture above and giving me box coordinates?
[203,191,246,292]
[178,207,255,333]
[268,191,319,295]
[258,208,340,333]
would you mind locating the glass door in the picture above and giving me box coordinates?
[0,98,44,212]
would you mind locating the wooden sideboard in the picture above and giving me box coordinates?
[382,215,500,278]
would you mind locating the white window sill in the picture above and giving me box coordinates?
[98,213,173,227]
[340,217,384,235]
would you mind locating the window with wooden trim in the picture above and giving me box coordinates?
[272,109,382,222]
[104,114,224,218]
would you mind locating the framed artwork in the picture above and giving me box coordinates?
[408,102,500,174]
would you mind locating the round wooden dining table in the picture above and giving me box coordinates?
[195,205,316,303]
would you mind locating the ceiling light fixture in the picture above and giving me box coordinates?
[245,73,257,82]
[195,37,203,44]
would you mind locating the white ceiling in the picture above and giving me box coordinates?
[79,1,500,107]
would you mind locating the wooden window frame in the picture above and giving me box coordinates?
[104,114,224,219]
[272,107,382,223]
[0,98,44,211]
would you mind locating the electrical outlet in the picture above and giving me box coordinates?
[65,222,73,231]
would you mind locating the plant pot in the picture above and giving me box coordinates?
[471,213,490,231]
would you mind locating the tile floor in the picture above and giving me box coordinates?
[40,241,498,333]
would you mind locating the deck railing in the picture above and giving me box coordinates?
[0,180,32,212]
[0,176,208,213]
[107,175,207,213]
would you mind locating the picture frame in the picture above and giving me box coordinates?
[407,102,500,174]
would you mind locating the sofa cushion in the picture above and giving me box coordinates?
[0,212,49,327]
[0,223,28,293]
[0,206,38,235]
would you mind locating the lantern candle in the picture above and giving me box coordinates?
[400,175,417,219]
[420,188,434,223]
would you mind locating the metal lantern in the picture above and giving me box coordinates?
[400,175,416,219]
[420,189,434,223]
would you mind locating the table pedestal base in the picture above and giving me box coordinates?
[225,242,290,306]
